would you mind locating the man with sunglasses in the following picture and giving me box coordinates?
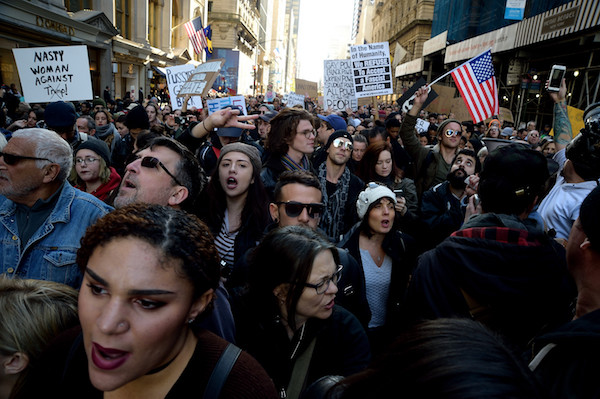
[316,131,364,242]
[399,86,462,198]
[0,128,112,288]
[231,170,370,327]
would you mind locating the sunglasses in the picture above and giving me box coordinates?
[332,138,353,151]
[129,155,182,186]
[0,151,53,166]
[444,129,461,137]
[275,201,325,219]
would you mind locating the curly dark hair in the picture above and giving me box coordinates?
[77,203,220,300]
[266,108,314,156]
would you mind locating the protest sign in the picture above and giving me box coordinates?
[12,45,93,102]
[165,65,203,110]
[323,59,357,111]
[450,97,472,123]
[498,107,514,124]
[415,118,431,134]
[205,96,247,115]
[295,78,318,98]
[396,78,438,114]
[177,59,224,99]
[426,84,455,114]
[285,92,305,108]
[350,42,393,98]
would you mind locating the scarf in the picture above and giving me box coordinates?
[281,154,309,171]
[318,162,351,241]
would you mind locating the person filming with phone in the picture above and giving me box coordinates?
[537,69,600,242]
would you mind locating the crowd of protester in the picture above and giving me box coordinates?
[1,76,600,398]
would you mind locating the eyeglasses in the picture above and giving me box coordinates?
[444,129,461,137]
[298,129,316,138]
[129,155,182,186]
[275,201,325,219]
[332,138,353,151]
[301,265,343,295]
[75,156,99,165]
[0,151,54,166]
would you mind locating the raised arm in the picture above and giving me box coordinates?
[549,78,572,152]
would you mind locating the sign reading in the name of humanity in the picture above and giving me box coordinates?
[177,59,225,98]
[165,65,204,111]
[12,45,93,102]
[205,96,247,115]
[323,59,357,111]
[350,42,393,98]
[285,92,305,108]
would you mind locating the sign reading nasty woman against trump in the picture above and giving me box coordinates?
[12,45,93,103]
[350,42,393,98]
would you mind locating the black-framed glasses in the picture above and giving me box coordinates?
[444,129,461,137]
[301,265,343,295]
[0,151,54,166]
[129,155,183,186]
[332,138,353,151]
[275,201,325,219]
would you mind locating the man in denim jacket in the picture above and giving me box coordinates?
[0,128,112,288]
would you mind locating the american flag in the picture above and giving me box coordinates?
[184,16,208,55]
[451,49,499,123]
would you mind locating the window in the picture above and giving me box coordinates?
[115,0,131,39]
[66,0,93,12]
[149,0,158,46]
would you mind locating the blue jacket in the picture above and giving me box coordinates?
[0,182,113,288]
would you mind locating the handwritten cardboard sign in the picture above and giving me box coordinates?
[285,92,305,108]
[177,59,225,99]
[349,42,393,98]
[205,96,247,115]
[12,45,93,102]
[165,65,203,110]
[295,78,318,98]
[323,59,357,111]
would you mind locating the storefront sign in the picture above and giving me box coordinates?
[541,5,579,35]
[350,42,393,98]
[12,45,92,102]
[505,0,526,20]
[35,16,75,36]
[323,59,357,111]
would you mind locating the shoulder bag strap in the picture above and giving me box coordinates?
[202,343,242,399]
[285,337,317,399]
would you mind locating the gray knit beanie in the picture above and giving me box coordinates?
[218,143,262,174]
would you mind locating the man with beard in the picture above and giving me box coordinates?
[317,130,364,242]
[420,149,480,249]
[404,144,576,350]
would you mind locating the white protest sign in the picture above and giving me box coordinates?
[286,92,305,108]
[415,118,430,134]
[323,59,357,111]
[12,45,93,102]
[205,96,248,115]
[349,42,393,98]
[165,65,203,110]
[177,59,225,99]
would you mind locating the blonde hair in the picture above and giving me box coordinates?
[0,278,78,361]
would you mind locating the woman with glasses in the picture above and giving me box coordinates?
[70,140,121,203]
[235,226,371,398]
[339,183,416,354]
[198,143,270,291]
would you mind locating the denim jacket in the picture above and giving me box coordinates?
[0,182,113,288]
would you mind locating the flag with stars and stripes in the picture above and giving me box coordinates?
[184,16,208,55]
[451,49,499,123]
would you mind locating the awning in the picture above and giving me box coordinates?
[515,0,600,48]
[152,65,167,76]
[444,23,518,64]
[395,58,423,77]
[423,31,448,56]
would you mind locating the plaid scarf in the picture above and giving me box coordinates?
[318,162,351,242]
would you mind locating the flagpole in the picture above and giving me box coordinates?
[426,48,492,87]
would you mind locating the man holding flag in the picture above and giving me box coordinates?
[398,49,499,198]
